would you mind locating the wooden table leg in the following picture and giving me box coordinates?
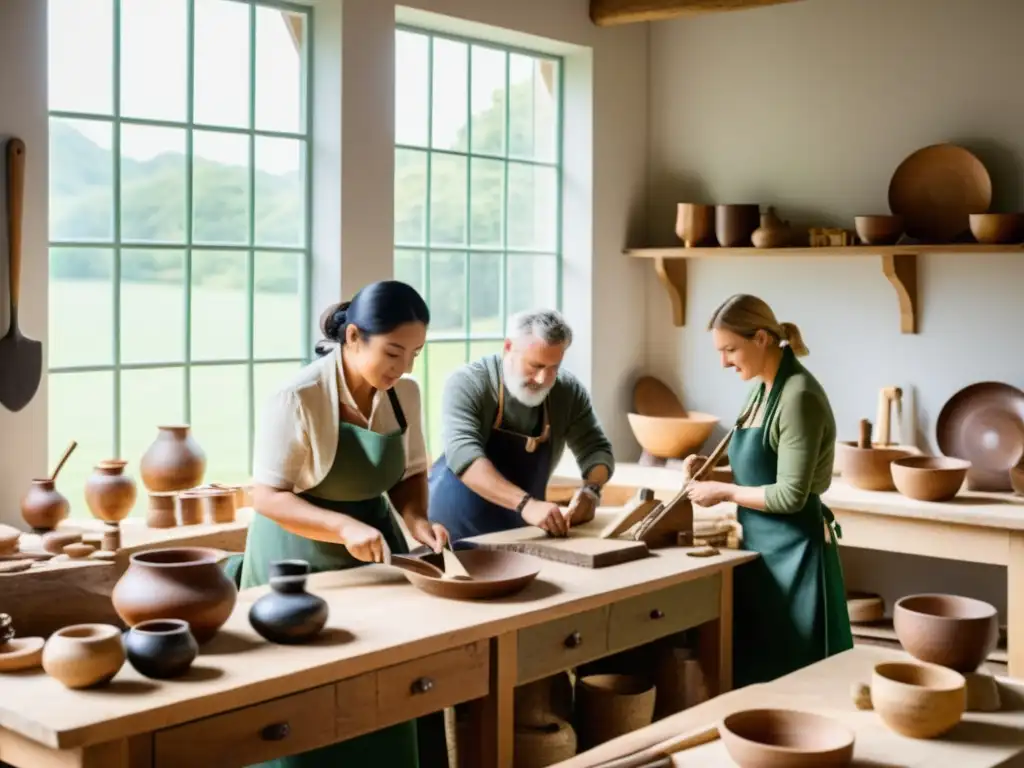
[0,730,151,768]
[459,631,517,768]
[1008,533,1024,679]
[697,568,733,696]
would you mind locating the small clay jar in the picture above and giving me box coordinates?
[42,623,125,689]
[178,493,204,526]
[207,490,236,524]
[146,492,178,529]
[124,619,198,679]
[751,206,793,249]
[140,425,207,492]
[21,479,70,532]
[85,461,138,522]
[249,560,329,644]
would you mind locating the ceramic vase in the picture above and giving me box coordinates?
[20,479,70,532]
[124,619,199,679]
[751,206,793,248]
[85,460,138,522]
[140,425,207,492]
[42,624,125,689]
[249,560,329,644]
[111,547,237,644]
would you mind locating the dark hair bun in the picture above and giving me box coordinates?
[318,301,351,342]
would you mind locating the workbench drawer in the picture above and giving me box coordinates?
[607,575,721,653]
[516,606,610,684]
[154,684,336,767]
[377,640,489,724]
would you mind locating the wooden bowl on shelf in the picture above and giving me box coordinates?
[719,708,855,767]
[855,215,904,245]
[893,593,999,673]
[969,213,1024,244]
[715,204,760,247]
[675,203,715,248]
[627,412,719,459]
[890,456,970,502]
[834,442,917,491]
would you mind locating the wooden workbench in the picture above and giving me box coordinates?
[556,645,1024,767]
[0,514,754,768]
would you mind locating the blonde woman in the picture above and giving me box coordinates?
[683,294,852,688]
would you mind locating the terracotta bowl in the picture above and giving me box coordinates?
[893,593,998,672]
[834,442,916,491]
[719,709,854,767]
[867,661,966,739]
[627,412,719,459]
[855,214,904,245]
[890,456,970,502]
[399,548,541,600]
[969,213,1024,245]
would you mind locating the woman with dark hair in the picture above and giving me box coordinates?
[241,279,448,768]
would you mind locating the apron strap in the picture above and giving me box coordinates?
[386,388,407,434]
[492,373,552,454]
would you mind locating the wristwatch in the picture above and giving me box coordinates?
[515,493,532,517]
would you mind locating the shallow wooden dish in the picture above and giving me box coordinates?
[893,593,999,673]
[890,456,970,502]
[970,213,1024,244]
[847,591,884,624]
[399,548,540,600]
[627,412,718,459]
[719,708,854,767]
[854,214,903,245]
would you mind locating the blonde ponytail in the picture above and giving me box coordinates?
[779,321,809,357]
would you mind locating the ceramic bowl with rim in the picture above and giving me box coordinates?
[890,456,971,502]
[969,212,1024,244]
[893,593,999,672]
[719,708,855,767]
[867,661,966,739]
[855,214,904,245]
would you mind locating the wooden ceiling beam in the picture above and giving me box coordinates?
[590,0,807,27]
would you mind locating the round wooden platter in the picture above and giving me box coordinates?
[847,591,885,624]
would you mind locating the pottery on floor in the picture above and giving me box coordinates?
[834,442,915,491]
[85,460,138,523]
[890,456,970,502]
[855,214,904,245]
[575,673,656,751]
[862,661,966,739]
[627,412,719,459]
[513,718,577,767]
[42,624,125,689]
[249,560,329,645]
[140,425,207,492]
[112,547,238,644]
[124,618,199,679]
[719,708,854,767]
[515,673,574,727]
[893,593,998,672]
[21,479,70,532]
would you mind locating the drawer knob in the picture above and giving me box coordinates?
[411,676,435,695]
[650,608,665,620]
[564,631,582,649]
[261,722,291,741]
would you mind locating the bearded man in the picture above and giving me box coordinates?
[427,309,615,541]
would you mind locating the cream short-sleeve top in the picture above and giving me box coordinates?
[252,344,429,493]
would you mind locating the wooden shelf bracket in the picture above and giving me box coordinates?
[880,253,918,334]
[653,256,688,327]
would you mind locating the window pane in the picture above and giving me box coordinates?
[507,163,557,251]
[255,362,302,418]
[394,250,425,298]
[470,157,503,247]
[425,341,467,458]
[429,153,467,247]
[121,367,185,507]
[193,0,251,128]
[428,252,466,337]
[49,371,115,520]
[395,31,429,148]
[121,125,187,243]
[255,7,306,134]
[506,254,557,321]
[468,339,502,363]
[120,0,187,121]
[431,38,468,152]
[50,118,114,242]
[395,148,427,245]
[470,46,506,156]
[254,251,304,360]
[508,55,558,163]
[254,137,305,247]
[48,0,113,115]
[193,131,250,245]
[469,252,501,336]
[191,365,250,485]
[121,249,186,364]
[192,250,247,361]
[49,248,114,368]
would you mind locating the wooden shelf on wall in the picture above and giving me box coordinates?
[590,0,807,27]
[627,243,1024,335]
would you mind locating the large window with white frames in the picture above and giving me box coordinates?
[47,0,313,513]
[394,27,564,457]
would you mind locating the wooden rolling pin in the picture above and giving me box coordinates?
[591,724,720,768]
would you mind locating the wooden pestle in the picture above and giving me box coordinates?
[858,419,873,449]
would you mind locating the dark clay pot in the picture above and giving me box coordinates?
[249,560,329,645]
[124,619,198,679]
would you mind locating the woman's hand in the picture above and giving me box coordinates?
[681,454,708,482]
[339,519,388,562]
[406,516,449,553]
[685,481,735,508]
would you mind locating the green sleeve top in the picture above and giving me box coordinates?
[744,360,836,514]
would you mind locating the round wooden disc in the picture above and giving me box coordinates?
[846,591,885,624]
[633,376,687,417]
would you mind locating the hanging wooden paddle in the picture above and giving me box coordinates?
[0,138,42,412]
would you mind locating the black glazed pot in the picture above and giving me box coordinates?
[249,559,329,644]
[124,618,198,679]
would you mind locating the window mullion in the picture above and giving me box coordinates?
[500,49,511,336]
[183,0,196,426]
[246,3,258,474]
[463,45,473,367]
[112,0,123,458]
[422,36,434,453]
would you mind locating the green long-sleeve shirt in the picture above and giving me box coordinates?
[741,354,836,514]
[440,353,615,482]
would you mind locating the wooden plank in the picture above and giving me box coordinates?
[590,0,806,26]
[467,528,650,568]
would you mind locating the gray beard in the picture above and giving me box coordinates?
[502,356,553,408]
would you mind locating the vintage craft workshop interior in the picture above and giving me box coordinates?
[3,0,1024,766]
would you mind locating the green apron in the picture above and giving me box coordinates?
[729,349,853,689]
[238,388,418,768]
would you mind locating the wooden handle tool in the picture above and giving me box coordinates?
[857,419,873,449]
[591,724,720,768]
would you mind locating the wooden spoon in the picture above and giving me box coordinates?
[49,439,77,482]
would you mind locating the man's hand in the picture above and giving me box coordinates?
[406,517,449,553]
[521,498,569,537]
[564,487,597,526]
